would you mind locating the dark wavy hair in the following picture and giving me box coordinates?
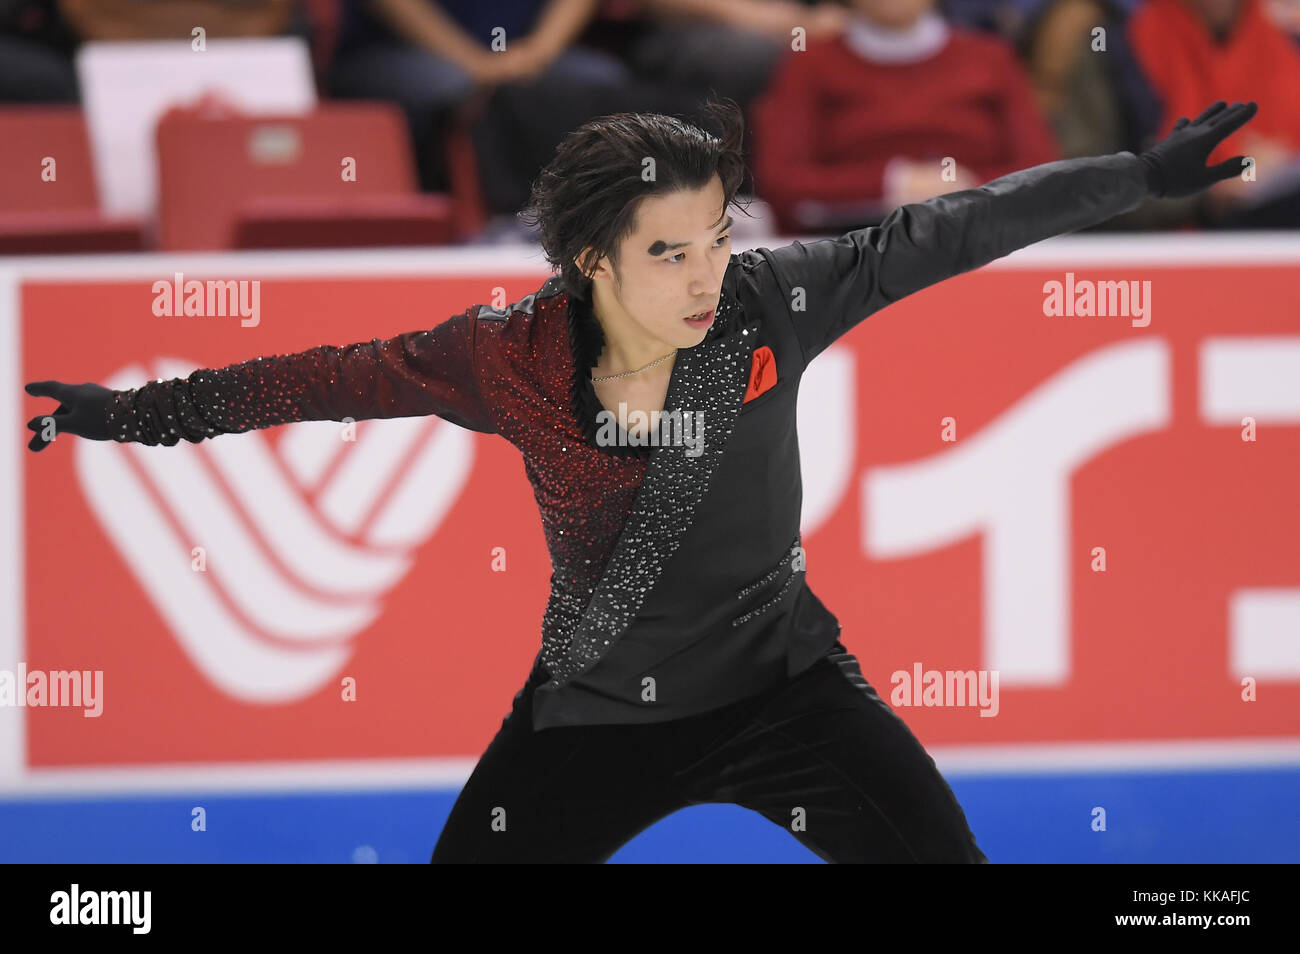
[519,98,753,303]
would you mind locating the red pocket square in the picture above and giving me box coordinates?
[743,345,777,403]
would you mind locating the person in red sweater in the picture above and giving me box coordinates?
[751,0,1061,233]
[1129,0,1300,226]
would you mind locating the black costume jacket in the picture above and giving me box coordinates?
[105,152,1150,730]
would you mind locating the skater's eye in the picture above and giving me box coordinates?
[666,234,730,264]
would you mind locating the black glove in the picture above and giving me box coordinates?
[1139,100,1259,199]
[25,381,118,452]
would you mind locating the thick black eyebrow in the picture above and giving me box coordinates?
[647,214,734,256]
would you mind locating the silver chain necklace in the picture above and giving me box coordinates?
[591,349,678,383]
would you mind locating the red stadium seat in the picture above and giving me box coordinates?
[0,106,145,254]
[154,99,482,251]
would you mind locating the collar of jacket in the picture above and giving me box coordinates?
[540,278,761,691]
[565,289,651,459]
[563,283,745,458]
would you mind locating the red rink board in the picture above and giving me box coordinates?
[17,257,1300,767]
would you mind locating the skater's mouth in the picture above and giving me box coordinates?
[684,307,715,326]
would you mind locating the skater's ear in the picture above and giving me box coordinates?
[577,245,617,284]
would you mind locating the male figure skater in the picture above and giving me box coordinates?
[26,99,1257,863]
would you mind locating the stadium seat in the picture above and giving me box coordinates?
[0,106,145,254]
[154,98,483,250]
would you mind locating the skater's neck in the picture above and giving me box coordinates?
[588,284,679,378]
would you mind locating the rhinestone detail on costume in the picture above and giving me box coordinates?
[731,535,804,627]
[538,292,756,690]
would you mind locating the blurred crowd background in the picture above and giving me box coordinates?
[2,0,1298,253]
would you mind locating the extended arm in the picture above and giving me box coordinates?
[758,101,1258,367]
[26,310,496,451]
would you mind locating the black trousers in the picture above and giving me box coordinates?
[430,642,989,863]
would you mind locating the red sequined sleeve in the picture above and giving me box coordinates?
[105,311,497,446]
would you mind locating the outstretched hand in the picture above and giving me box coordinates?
[1139,100,1259,199]
[24,380,117,452]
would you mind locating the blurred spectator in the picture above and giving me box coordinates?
[938,0,1041,39]
[328,0,628,202]
[1,0,79,101]
[1130,0,1300,226]
[56,0,299,39]
[619,0,846,108]
[1025,0,1157,155]
[750,0,1060,233]
[574,0,847,208]
[298,0,344,80]
[325,0,843,224]
[1017,0,1197,231]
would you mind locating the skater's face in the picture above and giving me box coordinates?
[584,173,732,351]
